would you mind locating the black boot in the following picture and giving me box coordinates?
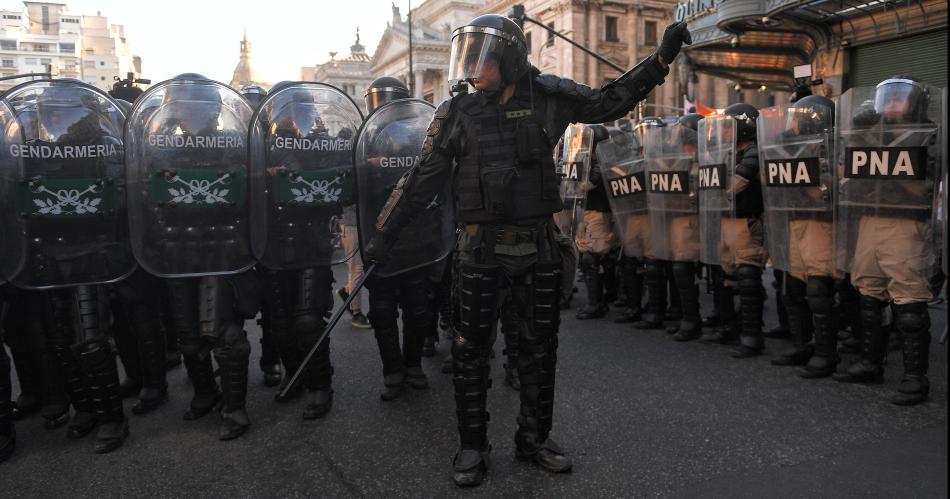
[129,303,169,416]
[614,257,643,323]
[671,262,702,342]
[215,342,251,440]
[732,265,764,358]
[577,254,608,320]
[633,259,665,329]
[1,349,16,463]
[833,296,887,383]
[664,262,682,322]
[700,271,737,344]
[380,371,406,401]
[772,277,813,366]
[302,389,333,419]
[75,341,128,454]
[891,303,931,406]
[800,277,838,379]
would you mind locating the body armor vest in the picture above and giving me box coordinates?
[453,88,562,223]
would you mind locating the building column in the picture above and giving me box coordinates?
[414,70,425,99]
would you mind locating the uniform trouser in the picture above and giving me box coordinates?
[111,269,167,395]
[671,261,701,327]
[785,218,837,357]
[720,217,766,348]
[367,269,431,381]
[2,288,60,407]
[167,279,219,406]
[260,268,333,392]
[553,228,577,304]
[850,216,934,304]
[0,341,11,435]
[619,256,644,312]
[341,224,364,314]
[46,286,124,424]
[453,221,561,455]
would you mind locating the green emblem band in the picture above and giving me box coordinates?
[151,169,246,208]
[273,169,352,207]
[16,177,117,218]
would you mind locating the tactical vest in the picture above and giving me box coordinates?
[453,88,563,223]
[733,144,764,219]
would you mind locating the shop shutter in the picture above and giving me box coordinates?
[850,29,947,88]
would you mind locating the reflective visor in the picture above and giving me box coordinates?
[874,80,922,118]
[364,87,409,113]
[448,28,511,85]
[37,104,91,142]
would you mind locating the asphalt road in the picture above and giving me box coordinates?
[2,270,947,498]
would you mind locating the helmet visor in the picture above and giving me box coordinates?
[784,105,831,136]
[874,79,922,121]
[364,87,408,114]
[37,104,92,142]
[448,29,511,86]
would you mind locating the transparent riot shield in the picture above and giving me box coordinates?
[354,98,454,278]
[757,106,834,273]
[644,125,699,262]
[0,79,135,289]
[126,77,254,278]
[556,123,593,240]
[834,84,944,276]
[595,130,649,258]
[697,115,735,266]
[249,82,362,270]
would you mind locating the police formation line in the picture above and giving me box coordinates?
[0,13,944,490]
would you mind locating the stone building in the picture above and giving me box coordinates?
[301,31,376,112]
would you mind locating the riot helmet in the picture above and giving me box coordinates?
[589,124,609,161]
[874,76,930,124]
[786,95,834,136]
[674,113,703,150]
[634,116,666,151]
[723,103,759,143]
[364,76,410,114]
[448,14,529,88]
[240,84,268,111]
[274,88,323,137]
[35,82,100,144]
[161,80,223,135]
[677,113,703,132]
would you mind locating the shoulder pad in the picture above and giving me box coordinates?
[534,74,595,101]
[421,97,457,160]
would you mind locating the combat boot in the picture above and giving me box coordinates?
[302,389,333,419]
[633,260,666,329]
[772,277,813,366]
[891,303,931,406]
[834,296,886,383]
[671,262,702,342]
[732,265,764,359]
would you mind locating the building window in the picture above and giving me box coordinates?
[605,16,619,43]
[99,61,105,66]
[62,18,79,24]
[526,32,532,53]
[83,60,96,69]
[2,14,22,20]
[40,58,51,65]
[34,44,51,53]
[644,21,658,46]
[2,59,14,68]
[0,40,16,50]
[101,76,106,81]
[24,58,36,65]
[59,43,75,53]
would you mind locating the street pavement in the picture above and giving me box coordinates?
[1,270,946,498]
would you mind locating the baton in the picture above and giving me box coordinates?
[278,262,377,399]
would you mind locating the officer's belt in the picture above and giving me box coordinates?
[465,223,539,245]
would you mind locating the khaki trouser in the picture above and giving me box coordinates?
[576,210,618,255]
[664,215,700,262]
[850,216,933,304]
[620,213,651,259]
[787,219,835,282]
[719,217,766,275]
[341,224,364,313]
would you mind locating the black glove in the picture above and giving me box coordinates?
[658,22,692,64]
[364,233,397,265]
[852,102,880,127]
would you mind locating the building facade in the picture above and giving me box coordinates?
[370,1,483,105]
[302,31,375,112]
[230,30,268,90]
[0,1,140,92]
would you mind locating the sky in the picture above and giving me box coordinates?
[5,0,408,84]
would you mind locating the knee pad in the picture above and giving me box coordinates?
[671,262,696,288]
[457,263,500,338]
[893,302,930,332]
[805,276,834,315]
[579,252,600,273]
[216,323,251,357]
[784,275,807,306]
[736,265,762,293]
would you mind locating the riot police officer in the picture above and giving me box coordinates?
[365,13,690,487]
[758,96,839,376]
[832,76,943,406]
[632,117,671,330]
[576,125,618,320]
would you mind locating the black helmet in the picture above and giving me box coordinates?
[173,73,209,81]
[364,76,410,113]
[240,84,268,110]
[723,103,759,142]
[634,116,666,144]
[874,76,930,124]
[589,124,610,145]
[788,95,834,136]
[448,14,529,87]
[35,81,100,143]
[677,113,703,131]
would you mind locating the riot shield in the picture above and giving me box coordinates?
[757,106,834,273]
[0,79,135,289]
[126,77,254,278]
[353,98,453,278]
[250,82,362,270]
[644,125,699,262]
[697,115,735,266]
[595,130,649,258]
[556,123,593,240]
[834,84,944,276]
